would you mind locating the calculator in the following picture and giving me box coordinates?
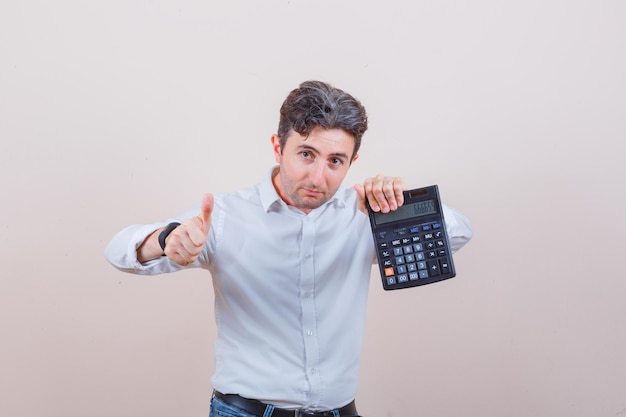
[367,185,456,290]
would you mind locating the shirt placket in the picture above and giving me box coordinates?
[299,215,321,405]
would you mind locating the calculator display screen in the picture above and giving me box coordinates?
[373,199,437,225]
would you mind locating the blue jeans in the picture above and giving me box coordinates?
[209,396,343,417]
[210,396,276,417]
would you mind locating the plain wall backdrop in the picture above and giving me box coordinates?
[1,1,625,416]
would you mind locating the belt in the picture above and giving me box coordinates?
[213,391,358,417]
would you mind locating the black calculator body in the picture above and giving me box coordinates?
[367,185,456,290]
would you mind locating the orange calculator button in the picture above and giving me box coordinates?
[384,267,395,277]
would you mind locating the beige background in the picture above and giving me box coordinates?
[1,1,625,416]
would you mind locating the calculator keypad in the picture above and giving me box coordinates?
[376,221,453,288]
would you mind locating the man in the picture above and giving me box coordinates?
[105,80,473,417]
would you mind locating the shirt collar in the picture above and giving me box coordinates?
[259,166,347,213]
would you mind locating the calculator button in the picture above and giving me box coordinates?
[401,237,411,245]
[417,261,427,270]
[393,247,403,256]
[413,243,423,251]
[384,267,395,277]
[415,252,425,261]
[405,254,415,263]
[409,272,419,280]
[410,226,420,233]
[434,231,443,239]
[403,245,413,254]
[432,222,441,229]
[381,250,390,258]
[397,265,407,274]
[436,240,445,248]
[407,263,417,272]
[440,259,451,274]
[423,232,434,240]
[386,276,397,285]
[391,239,402,246]
[379,242,389,249]
[422,224,431,231]
[395,256,405,265]
[398,274,409,283]
[419,270,429,279]
[426,242,436,250]
[428,261,441,276]
[427,251,437,258]
[383,259,393,267]
[411,235,421,243]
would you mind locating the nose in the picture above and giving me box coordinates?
[309,161,326,186]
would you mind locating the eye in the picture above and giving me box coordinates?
[301,151,312,159]
[329,157,344,167]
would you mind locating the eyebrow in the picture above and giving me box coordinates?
[296,144,349,160]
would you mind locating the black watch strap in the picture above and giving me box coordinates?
[158,222,181,252]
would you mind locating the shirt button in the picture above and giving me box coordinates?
[307,330,314,336]
[304,253,311,259]
[309,368,316,374]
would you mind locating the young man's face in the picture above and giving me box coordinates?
[271,126,359,213]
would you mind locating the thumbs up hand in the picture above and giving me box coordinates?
[164,193,214,266]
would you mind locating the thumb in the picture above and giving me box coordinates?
[353,184,367,214]
[199,193,214,233]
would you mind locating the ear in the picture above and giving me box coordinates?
[350,153,359,165]
[271,134,282,163]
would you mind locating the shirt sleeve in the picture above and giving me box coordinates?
[103,207,204,275]
[441,204,473,253]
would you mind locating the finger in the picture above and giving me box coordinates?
[182,228,206,253]
[183,222,208,248]
[382,179,398,210]
[373,175,393,213]
[393,178,406,207]
[381,177,405,211]
[353,184,367,214]
[366,175,403,213]
[166,233,202,264]
[363,175,381,211]
[168,251,194,267]
[164,227,192,255]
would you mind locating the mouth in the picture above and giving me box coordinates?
[302,188,324,198]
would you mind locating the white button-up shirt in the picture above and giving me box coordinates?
[105,168,473,411]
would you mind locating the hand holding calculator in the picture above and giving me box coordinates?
[367,185,456,290]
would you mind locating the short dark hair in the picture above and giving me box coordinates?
[277,80,368,160]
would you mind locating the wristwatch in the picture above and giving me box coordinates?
[158,222,181,252]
